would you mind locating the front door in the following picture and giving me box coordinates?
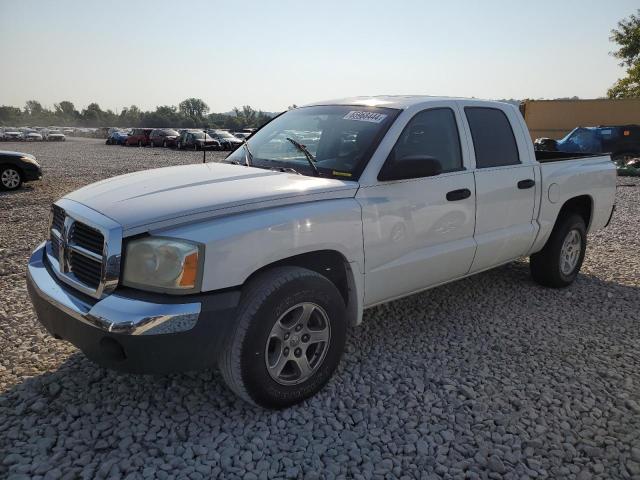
[358,106,477,306]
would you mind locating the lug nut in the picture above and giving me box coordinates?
[284,333,290,340]
[295,325,302,332]
[295,348,302,357]
[302,334,310,342]
[283,348,289,356]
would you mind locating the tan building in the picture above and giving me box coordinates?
[520,99,640,140]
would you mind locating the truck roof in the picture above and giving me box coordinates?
[304,95,509,110]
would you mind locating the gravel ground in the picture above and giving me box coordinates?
[1,138,639,480]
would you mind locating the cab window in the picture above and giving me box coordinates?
[387,108,463,173]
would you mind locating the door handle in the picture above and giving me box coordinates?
[446,188,471,201]
[517,179,535,189]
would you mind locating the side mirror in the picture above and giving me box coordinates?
[378,155,442,181]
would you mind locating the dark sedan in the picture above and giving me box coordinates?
[176,130,221,150]
[0,150,42,191]
[207,129,243,150]
[149,128,180,148]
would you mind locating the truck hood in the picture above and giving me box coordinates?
[63,162,359,235]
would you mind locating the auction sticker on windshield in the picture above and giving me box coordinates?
[343,111,388,123]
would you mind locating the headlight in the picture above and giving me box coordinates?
[122,238,202,293]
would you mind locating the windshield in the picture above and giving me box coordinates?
[221,105,398,178]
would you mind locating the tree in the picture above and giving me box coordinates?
[178,98,209,122]
[55,100,76,116]
[81,103,105,127]
[0,106,22,125]
[608,9,640,98]
[24,100,44,116]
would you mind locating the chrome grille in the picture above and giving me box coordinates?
[46,200,122,299]
[69,250,102,288]
[70,222,104,255]
[50,205,65,261]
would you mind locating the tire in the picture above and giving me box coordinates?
[163,140,167,148]
[137,140,142,147]
[149,140,154,147]
[0,165,23,191]
[219,266,347,409]
[530,213,586,288]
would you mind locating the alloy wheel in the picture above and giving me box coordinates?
[264,302,331,386]
[1,168,21,189]
[560,229,581,275]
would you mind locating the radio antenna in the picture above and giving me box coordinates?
[202,124,207,163]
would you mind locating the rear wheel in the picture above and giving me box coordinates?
[137,140,142,147]
[219,266,347,408]
[530,214,586,288]
[0,166,23,191]
[163,140,167,148]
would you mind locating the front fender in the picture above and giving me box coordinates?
[154,199,365,292]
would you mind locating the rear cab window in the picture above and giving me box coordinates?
[465,107,520,168]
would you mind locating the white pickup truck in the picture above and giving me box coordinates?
[27,96,616,408]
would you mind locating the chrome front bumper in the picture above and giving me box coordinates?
[27,243,201,336]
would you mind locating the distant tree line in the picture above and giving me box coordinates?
[0,98,276,129]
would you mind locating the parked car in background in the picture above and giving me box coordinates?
[45,130,66,141]
[125,128,152,147]
[207,129,243,150]
[149,128,180,148]
[535,125,640,165]
[63,128,75,136]
[22,130,43,142]
[176,130,220,150]
[2,129,22,141]
[106,130,129,145]
[232,131,251,140]
[0,150,42,190]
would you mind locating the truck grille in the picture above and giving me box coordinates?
[46,201,122,299]
[69,250,102,288]
[70,222,104,255]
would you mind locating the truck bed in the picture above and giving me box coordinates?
[535,150,609,163]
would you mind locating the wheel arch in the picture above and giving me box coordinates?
[556,194,593,231]
[242,249,363,326]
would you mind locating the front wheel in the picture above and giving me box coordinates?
[219,266,347,408]
[0,166,23,191]
[530,214,586,288]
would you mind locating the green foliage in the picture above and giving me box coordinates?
[0,98,276,128]
[608,9,640,99]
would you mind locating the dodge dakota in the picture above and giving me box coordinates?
[27,96,616,408]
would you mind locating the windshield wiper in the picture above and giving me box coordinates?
[242,139,254,167]
[269,166,302,175]
[286,137,319,177]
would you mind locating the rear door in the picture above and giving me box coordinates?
[358,105,477,306]
[459,104,537,273]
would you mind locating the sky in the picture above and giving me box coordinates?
[0,0,637,113]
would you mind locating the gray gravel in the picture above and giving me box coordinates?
[1,138,640,479]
